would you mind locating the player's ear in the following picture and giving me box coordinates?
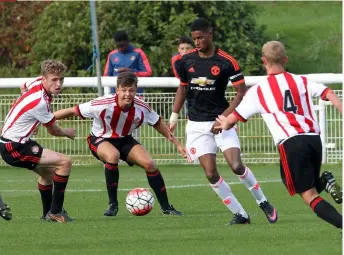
[283,56,288,65]
[262,56,268,65]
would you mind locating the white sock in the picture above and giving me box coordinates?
[210,176,248,218]
[238,166,267,204]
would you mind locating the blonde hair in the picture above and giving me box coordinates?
[262,41,286,64]
[40,60,66,76]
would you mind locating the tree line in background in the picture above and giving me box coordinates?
[0,1,267,80]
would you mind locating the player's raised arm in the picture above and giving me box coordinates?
[153,118,186,159]
[323,89,343,115]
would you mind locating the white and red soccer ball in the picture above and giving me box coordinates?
[125,188,155,216]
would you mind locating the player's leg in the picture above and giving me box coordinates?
[127,144,182,215]
[301,188,342,229]
[96,140,121,216]
[279,135,342,229]
[36,148,72,223]
[198,153,249,224]
[313,143,342,203]
[0,193,12,221]
[185,121,249,224]
[217,128,277,223]
[33,166,54,219]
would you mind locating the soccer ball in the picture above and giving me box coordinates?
[125,188,155,216]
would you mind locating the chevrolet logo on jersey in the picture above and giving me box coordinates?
[191,77,215,87]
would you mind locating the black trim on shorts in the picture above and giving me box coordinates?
[278,135,322,196]
[0,137,43,170]
[86,135,140,166]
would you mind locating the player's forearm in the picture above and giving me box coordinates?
[222,91,244,117]
[47,125,69,137]
[172,86,187,114]
[54,107,77,120]
[326,90,343,115]
[154,120,178,142]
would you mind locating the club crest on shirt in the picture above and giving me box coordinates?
[190,147,196,155]
[133,117,141,125]
[211,66,220,76]
[130,56,135,61]
[31,145,39,154]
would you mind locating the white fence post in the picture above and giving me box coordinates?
[319,99,327,163]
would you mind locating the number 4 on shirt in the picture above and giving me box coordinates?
[283,90,298,113]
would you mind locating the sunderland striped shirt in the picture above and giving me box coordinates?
[234,72,330,144]
[76,95,160,138]
[1,77,56,143]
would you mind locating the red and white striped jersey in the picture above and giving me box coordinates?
[76,95,160,138]
[234,72,330,144]
[1,77,56,143]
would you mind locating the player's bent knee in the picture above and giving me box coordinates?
[103,154,120,164]
[57,156,72,174]
[142,160,157,172]
[205,170,220,184]
[230,162,245,175]
[300,188,319,205]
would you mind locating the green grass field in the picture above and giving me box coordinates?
[0,164,342,255]
[255,1,342,76]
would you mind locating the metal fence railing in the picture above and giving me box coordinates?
[0,91,342,165]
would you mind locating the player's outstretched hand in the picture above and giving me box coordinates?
[210,121,222,135]
[64,128,76,140]
[176,144,187,159]
[215,115,231,130]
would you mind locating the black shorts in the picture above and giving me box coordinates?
[278,134,322,196]
[0,137,43,170]
[87,135,140,165]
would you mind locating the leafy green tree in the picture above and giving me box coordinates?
[28,1,266,78]
[0,2,50,70]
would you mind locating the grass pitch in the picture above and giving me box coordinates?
[0,164,342,254]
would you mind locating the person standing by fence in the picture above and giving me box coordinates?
[104,30,152,95]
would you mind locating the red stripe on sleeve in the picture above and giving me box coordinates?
[171,54,182,78]
[75,105,85,120]
[42,116,56,127]
[233,110,247,122]
[103,50,118,76]
[134,48,152,77]
[320,88,331,101]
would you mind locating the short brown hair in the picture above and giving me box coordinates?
[117,71,138,88]
[41,60,67,76]
[262,41,286,64]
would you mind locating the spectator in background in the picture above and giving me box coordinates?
[104,30,152,94]
[171,36,194,79]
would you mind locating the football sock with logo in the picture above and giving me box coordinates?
[238,166,267,204]
[104,163,119,205]
[38,182,53,217]
[146,170,170,210]
[50,173,69,214]
[310,196,342,229]
[210,176,248,218]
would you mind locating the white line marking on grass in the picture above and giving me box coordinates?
[2,179,281,193]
